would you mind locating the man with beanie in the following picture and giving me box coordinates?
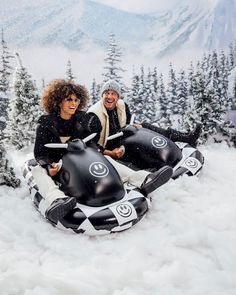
[86,79,202,160]
[85,79,173,193]
[87,80,128,158]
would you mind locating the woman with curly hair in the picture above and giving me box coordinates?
[32,79,90,224]
[32,79,172,225]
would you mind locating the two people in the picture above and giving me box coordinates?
[86,79,202,161]
[33,79,172,224]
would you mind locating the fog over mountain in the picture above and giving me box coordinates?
[1,0,236,57]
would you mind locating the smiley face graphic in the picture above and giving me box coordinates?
[89,162,109,178]
[152,136,167,149]
[185,158,198,168]
[116,204,132,217]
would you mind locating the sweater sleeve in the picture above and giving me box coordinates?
[80,113,105,152]
[33,123,54,167]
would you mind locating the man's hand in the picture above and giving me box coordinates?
[132,123,142,129]
[103,146,125,159]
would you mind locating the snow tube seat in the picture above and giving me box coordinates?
[56,144,126,207]
[23,141,150,235]
[120,126,204,178]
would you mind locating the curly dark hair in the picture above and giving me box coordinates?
[41,79,89,114]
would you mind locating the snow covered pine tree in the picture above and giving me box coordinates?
[4,53,41,149]
[0,142,20,188]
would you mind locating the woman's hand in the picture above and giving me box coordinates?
[48,162,60,177]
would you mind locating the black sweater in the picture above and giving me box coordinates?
[34,111,92,167]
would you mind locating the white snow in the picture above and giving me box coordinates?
[1,1,236,293]
[0,143,236,295]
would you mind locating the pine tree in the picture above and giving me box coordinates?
[232,77,236,108]
[126,70,140,117]
[66,59,76,81]
[152,67,158,94]
[186,55,231,144]
[0,91,7,131]
[211,51,220,94]
[187,62,195,109]
[208,50,232,142]
[0,29,13,93]
[231,40,236,71]
[201,52,211,82]
[4,53,41,149]
[126,66,149,123]
[157,73,171,127]
[183,62,197,132]
[135,65,148,122]
[0,29,14,131]
[0,142,20,188]
[166,63,178,126]
[103,33,124,82]
[218,51,230,109]
[184,65,209,141]
[176,69,188,126]
[102,33,127,97]
[143,68,158,122]
[88,78,100,108]
[228,42,235,70]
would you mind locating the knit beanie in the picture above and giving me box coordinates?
[100,80,121,98]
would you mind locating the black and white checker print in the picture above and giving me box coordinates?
[23,160,151,235]
[172,143,204,179]
[22,144,204,235]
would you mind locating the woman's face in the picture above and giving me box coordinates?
[60,94,80,119]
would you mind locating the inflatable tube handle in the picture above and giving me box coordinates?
[44,133,97,148]
[83,133,97,143]
[45,143,68,148]
[107,131,124,141]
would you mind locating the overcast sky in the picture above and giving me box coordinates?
[91,0,180,13]
[91,0,218,13]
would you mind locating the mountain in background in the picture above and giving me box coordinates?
[1,0,235,57]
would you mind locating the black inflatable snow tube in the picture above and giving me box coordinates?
[23,160,150,235]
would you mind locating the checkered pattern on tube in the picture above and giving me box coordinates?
[23,160,150,235]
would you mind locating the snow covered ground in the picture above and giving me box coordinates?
[0,143,236,295]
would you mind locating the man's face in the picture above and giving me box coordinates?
[102,90,119,110]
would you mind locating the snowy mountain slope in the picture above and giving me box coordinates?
[147,0,236,56]
[0,144,236,294]
[146,2,208,56]
[0,0,155,50]
[1,0,236,57]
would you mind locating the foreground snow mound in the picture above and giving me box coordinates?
[0,144,236,295]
